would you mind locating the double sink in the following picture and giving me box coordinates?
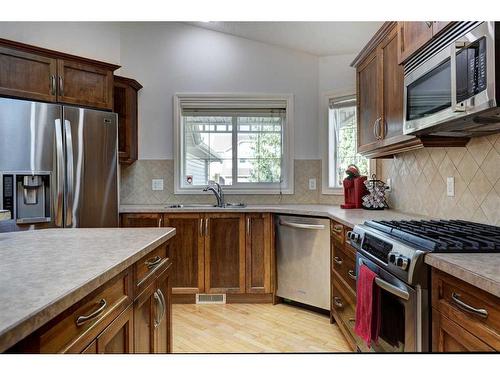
[167,203,247,209]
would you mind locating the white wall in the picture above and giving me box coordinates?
[0,22,121,65]
[119,22,319,160]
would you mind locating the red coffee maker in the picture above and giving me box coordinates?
[340,165,369,209]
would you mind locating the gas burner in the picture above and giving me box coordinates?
[365,220,500,253]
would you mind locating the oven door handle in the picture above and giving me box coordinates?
[450,40,468,113]
[374,277,410,301]
[359,259,410,301]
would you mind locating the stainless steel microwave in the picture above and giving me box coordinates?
[403,22,500,137]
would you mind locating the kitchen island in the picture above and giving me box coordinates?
[0,227,176,353]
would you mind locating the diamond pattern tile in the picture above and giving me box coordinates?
[379,134,500,225]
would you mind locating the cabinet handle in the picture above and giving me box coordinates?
[158,288,166,323]
[76,299,107,326]
[58,76,64,96]
[333,256,343,265]
[199,218,203,237]
[153,290,164,328]
[205,217,209,236]
[373,117,382,140]
[247,217,251,236]
[451,292,488,318]
[333,296,343,308]
[348,270,357,280]
[332,224,343,234]
[158,217,163,227]
[50,75,56,95]
[145,255,162,269]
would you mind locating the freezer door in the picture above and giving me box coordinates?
[63,106,118,228]
[0,98,63,232]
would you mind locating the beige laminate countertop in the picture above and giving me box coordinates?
[120,204,429,228]
[0,227,176,352]
[425,253,500,298]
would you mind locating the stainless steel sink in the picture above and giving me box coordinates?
[167,203,247,208]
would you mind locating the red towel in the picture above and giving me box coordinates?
[354,264,381,347]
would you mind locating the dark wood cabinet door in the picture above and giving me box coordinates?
[380,26,413,146]
[114,76,142,165]
[0,46,57,102]
[133,283,155,353]
[397,22,434,64]
[57,59,113,110]
[121,213,163,227]
[245,213,271,294]
[164,214,204,295]
[154,266,172,353]
[96,305,134,354]
[205,213,245,294]
[356,49,381,153]
[432,308,494,352]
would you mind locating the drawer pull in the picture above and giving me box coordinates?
[348,270,357,280]
[153,289,165,328]
[76,299,107,326]
[332,224,343,234]
[451,292,488,318]
[145,255,162,269]
[333,256,343,265]
[333,296,343,308]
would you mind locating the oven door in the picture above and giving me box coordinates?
[403,22,496,135]
[355,253,421,352]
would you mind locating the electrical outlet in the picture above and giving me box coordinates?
[152,178,164,191]
[386,178,392,192]
[447,177,455,197]
[308,178,317,190]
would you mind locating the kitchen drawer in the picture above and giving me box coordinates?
[332,243,357,293]
[39,269,133,353]
[331,221,344,244]
[135,244,170,294]
[432,269,500,350]
[331,277,357,349]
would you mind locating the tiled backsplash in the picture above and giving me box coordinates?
[120,159,344,206]
[378,134,500,225]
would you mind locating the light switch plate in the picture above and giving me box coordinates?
[308,178,317,190]
[386,178,392,192]
[447,177,455,197]
[152,178,164,191]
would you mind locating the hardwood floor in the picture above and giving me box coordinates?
[172,303,351,353]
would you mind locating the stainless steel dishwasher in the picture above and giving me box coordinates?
[275,214,330,310]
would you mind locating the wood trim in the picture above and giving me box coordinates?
[351,22,397,67]
[96,304,134,353]
[226,293,273,304]
[172,294,196,304]
[0,38,120,71]
[114,75,143,91]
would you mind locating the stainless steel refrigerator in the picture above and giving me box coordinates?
[0,97,118,232]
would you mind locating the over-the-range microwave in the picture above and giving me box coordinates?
[403,22,500,137]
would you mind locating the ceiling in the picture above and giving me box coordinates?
[187,22,383,57]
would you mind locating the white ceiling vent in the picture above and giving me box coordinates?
[196,294,226,304]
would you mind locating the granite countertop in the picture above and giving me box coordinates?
[120,204,429,228]
[0,227,176,352]
[425,253,500,298]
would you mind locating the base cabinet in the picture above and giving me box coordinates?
[96,305,134,353]
[245,213,272,294]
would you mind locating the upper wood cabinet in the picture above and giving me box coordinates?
[0,38,119,110]
[352,22,468,158]
[0,46,57,102]
[205,213,246,294]
[398,21,453,64]
[164,213,205,295]
[114,76,142,164]
[245,213,272,294]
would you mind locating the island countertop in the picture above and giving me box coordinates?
[0,227,176,352]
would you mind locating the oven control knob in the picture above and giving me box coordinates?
[388,252,398,264]
[396,256,409,270]
[347,231,361,243]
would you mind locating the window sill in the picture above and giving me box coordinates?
[174,187,295,195]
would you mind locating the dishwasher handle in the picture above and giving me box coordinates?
[279,220,326,230]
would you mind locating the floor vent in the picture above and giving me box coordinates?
[196,294,226,304]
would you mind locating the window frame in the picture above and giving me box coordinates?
[173,93,294,195]
[321,92,375,195]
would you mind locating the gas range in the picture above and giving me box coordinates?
[346,219,500,352]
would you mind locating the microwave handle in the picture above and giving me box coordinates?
[450,40,468,113]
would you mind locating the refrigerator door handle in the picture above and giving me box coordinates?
[64,119,74,227]
[54,119,64,227]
